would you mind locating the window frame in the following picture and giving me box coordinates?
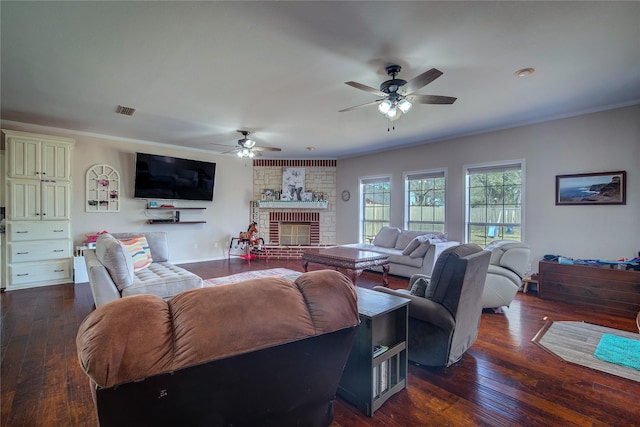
[464,159,526,247]
[359,174,392,244]
[403,168,447,233]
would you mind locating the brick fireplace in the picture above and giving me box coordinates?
[269,212,320,245]
[253,159,336,259]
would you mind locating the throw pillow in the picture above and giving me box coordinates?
[409,277,429,297]
[372,226,401,248]
[402,235,428,256]
[119,235,153,272]
[394,230,425,250]
[409,237,446,258]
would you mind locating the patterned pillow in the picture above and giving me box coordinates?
[410,277,429,297]
[119,235,153,272]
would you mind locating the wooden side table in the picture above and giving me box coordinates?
[522,274,538,294]
[337,287,410,416]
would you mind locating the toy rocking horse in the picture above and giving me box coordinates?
[239,221,261,250]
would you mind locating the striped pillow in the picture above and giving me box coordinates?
[119,235,153,272]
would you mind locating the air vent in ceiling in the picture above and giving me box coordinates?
[116,105,136,116]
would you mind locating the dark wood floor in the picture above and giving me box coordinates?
[2,258,639,426]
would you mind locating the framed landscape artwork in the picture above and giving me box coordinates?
[555,171,626,205]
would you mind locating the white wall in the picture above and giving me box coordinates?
[1,123,254,263]
[336,105,640,271]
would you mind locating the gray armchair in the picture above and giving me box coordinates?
[482,240,531,309]
[374,244,490,367]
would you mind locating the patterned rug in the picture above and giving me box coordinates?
[532,320,640,382]
[204,268,303,287]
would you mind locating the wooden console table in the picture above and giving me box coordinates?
[538,260,640,318]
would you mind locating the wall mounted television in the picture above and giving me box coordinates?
[134,152,216,202]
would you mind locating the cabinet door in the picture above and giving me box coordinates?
[41,142,72,180]
[41,182,71,220]
[8,180,41,220]
[7,137,40,179]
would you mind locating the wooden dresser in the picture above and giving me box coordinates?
[538,260,640,318]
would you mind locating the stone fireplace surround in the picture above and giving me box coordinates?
[253,159,336,259]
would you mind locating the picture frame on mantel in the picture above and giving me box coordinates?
[555,170,626,206]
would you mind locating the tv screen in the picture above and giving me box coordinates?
[134,152,216,201]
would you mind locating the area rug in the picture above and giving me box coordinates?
[594,334,640,371]
[532,320,640,382]
[204,268,303,287]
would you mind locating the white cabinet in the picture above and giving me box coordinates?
[2,129,74,290]
[6,132,72,180]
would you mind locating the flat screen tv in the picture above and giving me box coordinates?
[134,152,216,201]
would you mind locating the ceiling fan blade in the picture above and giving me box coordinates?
[400,68,443,95]
[339,99,383,113]
[407,94,457,105]
[253,146,282,152]
[345,81,386,97]
[221,148,240,155]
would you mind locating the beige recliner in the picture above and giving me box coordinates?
[482,240,531,310]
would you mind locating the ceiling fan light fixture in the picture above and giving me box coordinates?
[385,107,398,119]
[248,150,255,158]
[244,139,256,148]
[378,99,393,114]
[398,98,412,113]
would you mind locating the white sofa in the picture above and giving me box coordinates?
[84,232,203,307]
[341,227,459,278]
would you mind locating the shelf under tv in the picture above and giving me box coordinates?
[147,220,206,225]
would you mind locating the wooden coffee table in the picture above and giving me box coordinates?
[301,246,390,286]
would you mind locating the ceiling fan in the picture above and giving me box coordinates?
[339,64,457,125]
[213,130,282,158]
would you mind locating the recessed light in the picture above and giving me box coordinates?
[306,146,316,151]
[514,67,535,77]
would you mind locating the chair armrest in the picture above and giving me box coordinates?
[373,287,455,331]
[85,250,121,307]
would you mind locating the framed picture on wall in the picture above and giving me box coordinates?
[555,171,626,205]
[282,167,305,201]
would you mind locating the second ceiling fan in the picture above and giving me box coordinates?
[339,64,457,123]
[216,130,282,158]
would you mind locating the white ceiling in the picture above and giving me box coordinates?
[2,1,639,159]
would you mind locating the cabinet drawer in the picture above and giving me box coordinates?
[8,259,73,286]
[7,221,71,241]
[8,241,72,263]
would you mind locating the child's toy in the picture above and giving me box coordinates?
[239,222,261,250]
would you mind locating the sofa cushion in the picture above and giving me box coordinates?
[121,262,203,298]
[402,234,430,255]
[119,235,153,272]
[372,227,401,248]
[388,254,424,268]
[395,230,427,250]
[96,234,135,291]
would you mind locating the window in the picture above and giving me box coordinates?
[465,161,524,247]
[361,176,391,243]
[405,170,446,233]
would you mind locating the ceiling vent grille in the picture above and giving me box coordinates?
[116,105,136,116]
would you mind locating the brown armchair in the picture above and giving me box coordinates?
[374,244,490,367]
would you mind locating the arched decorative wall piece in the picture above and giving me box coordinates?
[86,164,120,212]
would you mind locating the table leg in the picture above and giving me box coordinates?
[348,269,364,285]
[302,260,310,272]
[382,264,389,287]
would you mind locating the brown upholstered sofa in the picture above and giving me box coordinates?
[76,270,360,427]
